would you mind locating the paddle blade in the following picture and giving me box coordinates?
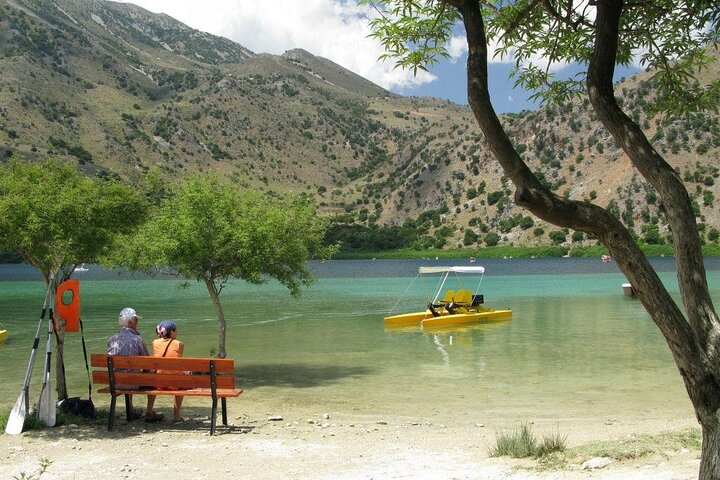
[5,392,27,435]
[37,375,56,427]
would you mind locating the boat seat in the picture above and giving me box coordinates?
[454,289,473,306]
[471,294,484,306]
[436,290,455,306]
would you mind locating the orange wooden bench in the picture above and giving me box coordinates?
[91,354,243,435]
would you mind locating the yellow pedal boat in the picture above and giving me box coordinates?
[384,266,512,330]
[0,328,7,343]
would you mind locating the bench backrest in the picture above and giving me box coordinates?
[91,354,236,390]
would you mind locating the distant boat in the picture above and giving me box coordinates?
[384,266,512,330]
[469,256,476,264]
[601,255,611,263]
[75,263,89,272]
[622,283,637,296]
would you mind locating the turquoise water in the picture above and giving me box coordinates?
[1,258,719,423]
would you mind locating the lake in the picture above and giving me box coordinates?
[2,257,719,425]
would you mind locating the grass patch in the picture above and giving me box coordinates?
[537,428,701,470]
[490,423,567,459]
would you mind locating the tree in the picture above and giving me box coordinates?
[365,1,720,476]
[0,158,146,398]
[111,174,334,358]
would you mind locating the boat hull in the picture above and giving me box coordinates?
[384,307,512,329]
[383,310,435,327]
[421,308,512,329]
[0,329,7,343]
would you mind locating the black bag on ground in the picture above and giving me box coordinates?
[59,397,96,419]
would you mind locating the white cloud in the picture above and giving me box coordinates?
[116,0,436,90]
[446,35,467,62]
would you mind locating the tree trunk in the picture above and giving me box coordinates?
[701,422,720,479]
[53,311,68,401]
[588,3,720,478]
[450,0,720,477]
[203,277,227,358]
[47,274,68,400]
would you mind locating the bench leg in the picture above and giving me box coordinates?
[124,394,133,421]
[210,398,219,435]
[108,395,117,431]
[221,398,228,426]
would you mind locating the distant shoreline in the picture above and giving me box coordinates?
[335,243,720,260]
[3,243,720,264]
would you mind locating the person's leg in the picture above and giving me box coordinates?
[124,394,142,420]
[173,396,184,422]
[145,395,164,422]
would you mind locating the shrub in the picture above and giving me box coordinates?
[708,228,719,243]
[487,191,504,205]
[491,423,567,459]
[549,230,567,244]
[537,431,568,457]
[484,232,500,247]
[491,423,537,458]
[463,229,479,245]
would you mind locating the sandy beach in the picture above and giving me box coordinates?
[2,395,701,480]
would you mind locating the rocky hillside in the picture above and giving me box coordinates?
[0,0,718,250]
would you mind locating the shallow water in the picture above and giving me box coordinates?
[1,257,718,423]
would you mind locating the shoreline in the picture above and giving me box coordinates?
[2,398,700,480]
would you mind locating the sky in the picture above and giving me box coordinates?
[115,0,635,114]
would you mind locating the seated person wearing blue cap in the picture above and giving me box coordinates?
[147,320,186,423]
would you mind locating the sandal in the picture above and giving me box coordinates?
[144,411,165,423]
[128,409,143,421]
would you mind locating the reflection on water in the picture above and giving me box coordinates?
[0,258,717,423]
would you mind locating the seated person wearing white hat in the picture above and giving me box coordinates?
[107,307,164,423]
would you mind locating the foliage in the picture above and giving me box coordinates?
[484,232,500,247]
[113,174,333,295]
[325,223,419,252]
[362,0,461,75]
[0,158,145,277]
[548,230,567,245]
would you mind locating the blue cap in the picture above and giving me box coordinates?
[156,320,177,338]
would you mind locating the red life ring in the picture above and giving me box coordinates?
[56,279,80,332]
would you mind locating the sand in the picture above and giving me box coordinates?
[1,395,701,480]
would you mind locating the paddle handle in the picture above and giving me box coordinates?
[19,285,53,405]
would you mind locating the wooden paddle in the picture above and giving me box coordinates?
[5,285,52,435]
[37,300,56,427]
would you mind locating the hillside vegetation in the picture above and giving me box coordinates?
[0,0,718,254]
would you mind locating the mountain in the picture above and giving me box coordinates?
[1,0,718,251]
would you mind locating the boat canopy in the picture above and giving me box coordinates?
[418,266,485,274]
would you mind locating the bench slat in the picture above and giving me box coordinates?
[90,354,235,372]
[92,371,236,390]
[96,387,242,398]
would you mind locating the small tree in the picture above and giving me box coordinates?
[111,174,334,358]
[0,158,146,397]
